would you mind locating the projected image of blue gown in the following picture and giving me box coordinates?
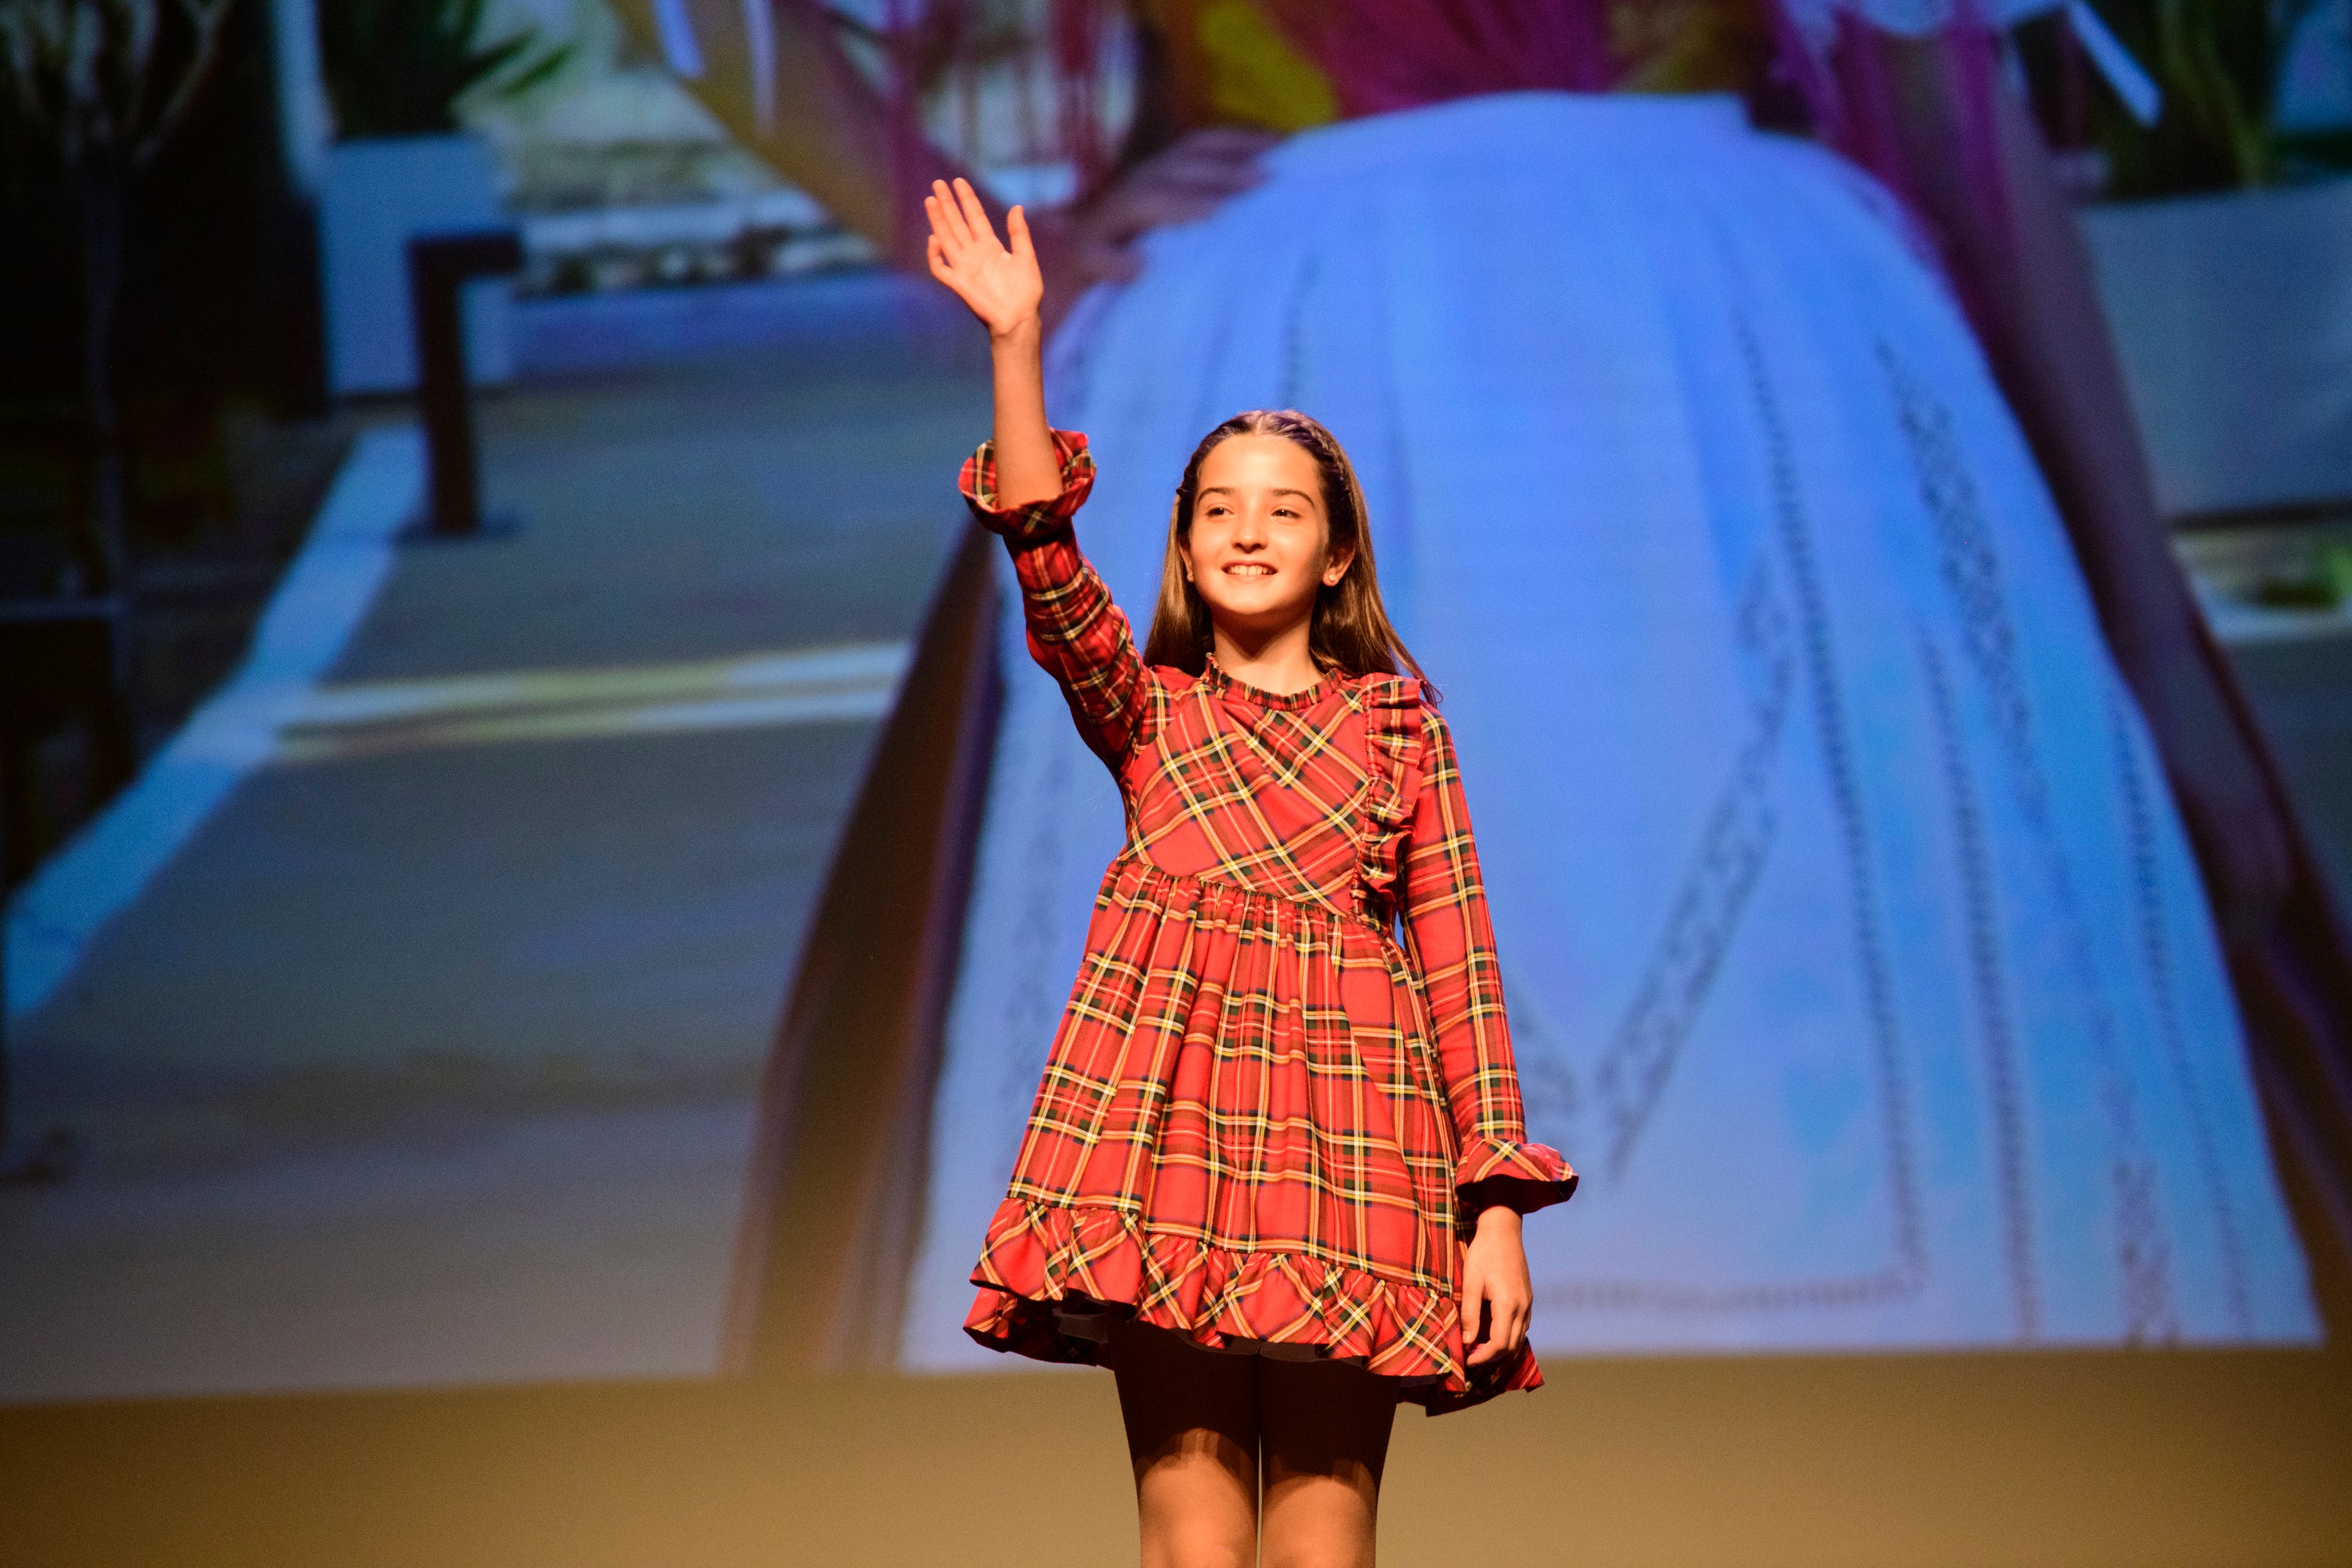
[896,11,2322,1355]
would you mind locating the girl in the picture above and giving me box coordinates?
[925,175,1576,1563]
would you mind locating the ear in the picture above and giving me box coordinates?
[1322,540,1356,588]
[1179,537,1196,585]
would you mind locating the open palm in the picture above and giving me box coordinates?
[926,177,1042,338]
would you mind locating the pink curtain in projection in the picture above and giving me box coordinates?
[1257,0,1620,104]
[888,0,2012,331]
[1253,0,2017,325]
[871,0,2013,318]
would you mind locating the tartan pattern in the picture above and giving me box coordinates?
[956,431,1575,1412]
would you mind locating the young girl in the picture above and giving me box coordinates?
[925,176,1576,1563]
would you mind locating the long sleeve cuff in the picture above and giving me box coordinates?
[1455,1136,1578,1223]
[959,428,1096,542]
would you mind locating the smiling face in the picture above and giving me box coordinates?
[1179,433,1356,645]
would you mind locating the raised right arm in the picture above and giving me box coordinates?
[931,181,1150,765]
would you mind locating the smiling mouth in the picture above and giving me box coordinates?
[1223,564,1274,578]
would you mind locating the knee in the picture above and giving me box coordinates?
[1141,1514,1255,1568]
[1135,1445,1256,1568]
[1259,1537,1376,1568]
[1258,1469,1379,1568]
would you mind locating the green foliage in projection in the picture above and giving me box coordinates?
[319,0,572,139]
[2085,0,2350,195]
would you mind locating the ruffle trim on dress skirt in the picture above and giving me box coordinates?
[962,1198,1544,1414]
[1454,1135,1580,1221]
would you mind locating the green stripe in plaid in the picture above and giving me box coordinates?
[958,430,1575,1413]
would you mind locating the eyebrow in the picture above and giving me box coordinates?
[1198,486,1318,502]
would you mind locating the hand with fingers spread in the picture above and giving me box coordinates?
[928,176,1061,509]
[1461,1204,1533,1370]
[926,176,1044,341]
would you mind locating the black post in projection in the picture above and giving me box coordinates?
[406,228,524,536]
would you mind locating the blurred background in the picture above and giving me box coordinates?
[1,0,2349,1561]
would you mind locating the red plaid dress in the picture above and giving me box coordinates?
[958,429,1576,1413]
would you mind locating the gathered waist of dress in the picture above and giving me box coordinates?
[1259,89,1753,182]
[1103,851,1397,937]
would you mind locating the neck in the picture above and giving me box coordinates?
[1210,616,1322,695]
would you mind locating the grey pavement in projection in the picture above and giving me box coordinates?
[0,274,990,1401]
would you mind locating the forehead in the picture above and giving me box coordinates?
[1197,433,1322,498]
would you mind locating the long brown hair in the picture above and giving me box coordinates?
[1140,410,1434,696]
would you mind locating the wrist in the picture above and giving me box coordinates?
[988,315,1044,351]
[1473,1202,1522,1238]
